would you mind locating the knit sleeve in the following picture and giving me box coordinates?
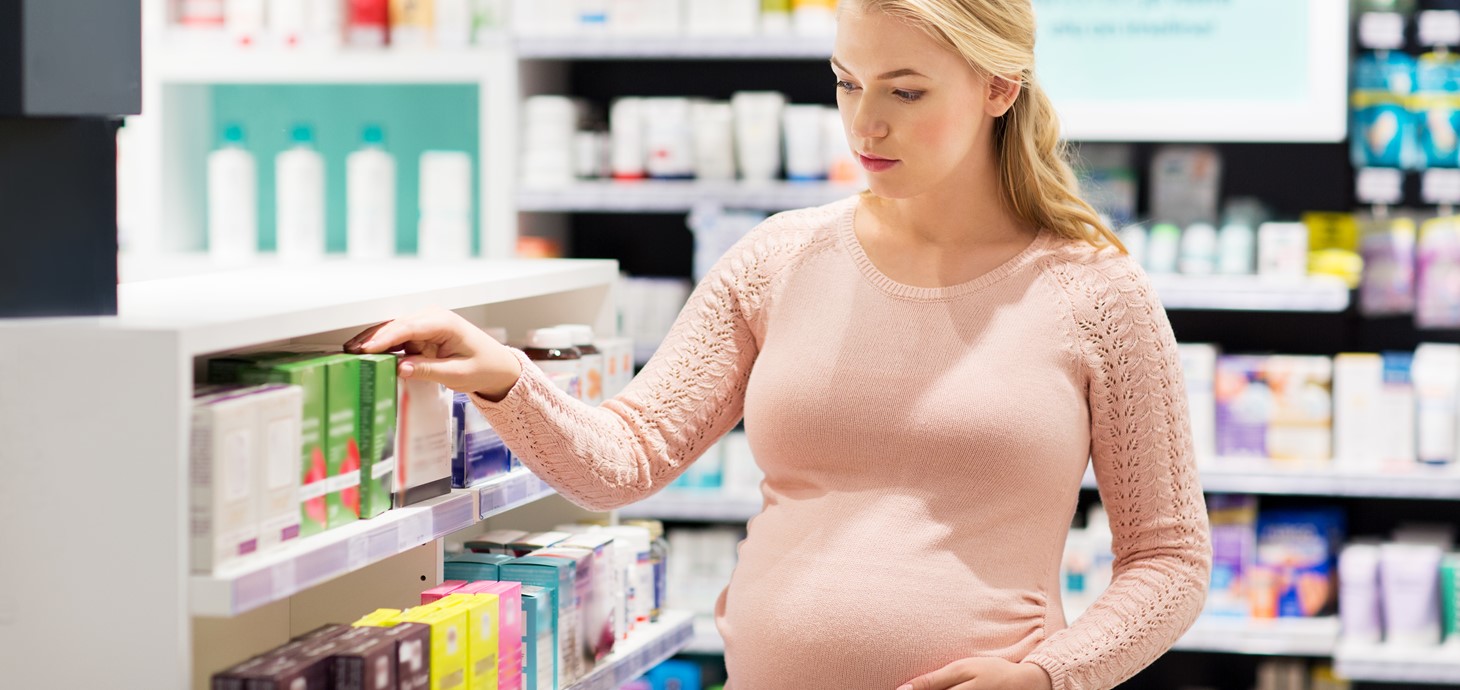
[1025,251,1213,690]
[466,223,782,512]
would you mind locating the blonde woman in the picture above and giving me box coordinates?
[348,1,1212,688]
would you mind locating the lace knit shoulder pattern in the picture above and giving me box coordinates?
[468,198,848,512]
[1025,240,1213,690]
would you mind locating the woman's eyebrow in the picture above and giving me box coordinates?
[830,56,928,80]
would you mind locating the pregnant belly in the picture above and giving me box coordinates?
[715,551,1050,690]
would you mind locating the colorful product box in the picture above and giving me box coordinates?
[452,393,513,488]
[319,353,363,528]
[534,546,597,673]
[358,353,399,518]
[330,627,399,690]
[1252,508,1346,618]
[518,585,557,690]
[441,593,501,690]
[1206,494,1258,617]
[233,354,331,537]
[457,581,525,690]
[396,377,454,507]
[1333,353,1385,470]
[422,580,468,604]
[251,385,305,551]
[445,552,513,582]
[399,603,469,690]
[558,532,619,661]
[349,619,432,690]
[507,532,572,558]
[501,557,578,684]
[190,388,262,572]
[1381,352,1419,467]
[1216,355,1333,462]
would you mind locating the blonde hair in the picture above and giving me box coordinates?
[858,0,1124,251]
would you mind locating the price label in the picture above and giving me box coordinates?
[1357,167,1404,205]
[346,536,368,571]
[1360,12,1406,50]
[396,512,433,552]
[1420,10,1460,47]
[271,560,297,601]
[1423,168,1460,205]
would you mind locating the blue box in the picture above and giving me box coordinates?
[452,394,513,488]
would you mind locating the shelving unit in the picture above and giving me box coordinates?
[515,35,834,60]
[1084,462,1460,500]
[1148,274,1351,313]
[0,257,635,688]
[1335,642,1460,684]
[518,180,865,214]
[150,47,495,84]
[569,611,697,690]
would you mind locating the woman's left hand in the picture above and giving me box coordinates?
[897,657,1053,690]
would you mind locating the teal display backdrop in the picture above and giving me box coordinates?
[1032,0,1311,103]
[211,84,480,255]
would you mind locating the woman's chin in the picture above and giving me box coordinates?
[864,176,920,200]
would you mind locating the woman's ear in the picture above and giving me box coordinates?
[986,74,1022,118]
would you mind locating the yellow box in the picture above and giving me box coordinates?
[441,593,501,690]
[401,604,469,690]
[353,608,403,627]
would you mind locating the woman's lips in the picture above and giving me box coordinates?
[859,153,899,173]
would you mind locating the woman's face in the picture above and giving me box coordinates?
[832,5,1015,200]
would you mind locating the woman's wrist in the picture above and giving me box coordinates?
[474,344,524,402]
[1018,662,1053,690]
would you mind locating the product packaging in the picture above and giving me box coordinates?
[444,552,513,582]
[466,529,530,555]
[452,393,511,488]
[399,602,469,690]
[502,562,572,686]
[783,104,828,181]
[519,584,557,690]
[690,101,737,182]
[358,354,398,518]
[456,580,525,690]
[251,385,305,551]
[275,124,327,262]
[1216,356,1333,462]
[208,123,258,265]
[1149,145,1221,227]
[508,531,573,557]
[1207,494,1258,617]
[421,580,467,604]
[191,388,262,572]
[1252,508,1346,618]
[390,0,436,47]
[610,98,646,180]
[1379,542,1445,646]
[1257,222,1310,278]
[329,627,399,690]
[1179,344,1219,462]
[541,540,616,664]
[395,377,454,507]
[1442,553,1460,642]
[732,91,786,182]
[440,592,501,690]
[1381,352,1420,467]
[347,0,391,48]
[1413,343,1460,465]
[1333,353,1387,470]
[417,151,473,260]
[347,125,398,260]
[1144,223,1181,274]
[1179,222,1219,275]
[232,354,331,537]
[1339,543,1384,643]
[1417,216,1460,328]
[1359,217,1419,316]
[642,97,695,179]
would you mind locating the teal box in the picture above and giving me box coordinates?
[519,585,557,690]
[444,552,512,582]
[501,558,575,687]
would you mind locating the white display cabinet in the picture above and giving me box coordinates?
[0,257,695,688]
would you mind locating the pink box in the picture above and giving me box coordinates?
[420,580,467,604]
[456,580,524,690]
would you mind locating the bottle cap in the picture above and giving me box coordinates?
[222,123,246,145]
[290,124,315,145]
[527,327,574,351]
[362,124,385,145]
[557,324,596,347]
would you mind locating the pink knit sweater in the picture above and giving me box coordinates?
[472,196,1212,690]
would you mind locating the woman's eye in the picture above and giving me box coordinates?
[893,89,924,103]
[835,80,859,93]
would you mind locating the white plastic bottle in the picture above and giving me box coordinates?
[417,151,473,259]
[347,125,398,260]
[207,123,258,264]
[225,0,267,47]
[275,124,327,262]
[267,0,307,47]
[435,0,473,47]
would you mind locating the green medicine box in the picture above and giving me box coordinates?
[357,354,397,519]
[317,354,362,529]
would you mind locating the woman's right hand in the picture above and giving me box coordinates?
[343,307,523,402]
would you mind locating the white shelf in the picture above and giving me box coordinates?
[1149,274,1351,313]
[151,46,493,83]
[518,180,863,213]
[191,468,558,617]
[619,492,763,523]
[1171,616,1339,657]
[568,610,696,690]
[515,35,834,60]
[1079,461,1460,500]
[1336,640,1460,685]
[7,257,620,357]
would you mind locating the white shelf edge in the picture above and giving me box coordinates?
[150,47,494,84]
[1080,462,1460,500]
[191,469,558,617]
[518,181,863,213]
[1149,274,1351,313]
[619,492,763,523]
[1170,616,1340,657]
[0,258,621,358]
[567,610,696,690]
[191,490,476,617]
[1335,641,1460,684]
[515,35,834,60]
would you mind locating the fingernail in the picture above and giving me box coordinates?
[399,361,414,378]
[897,685,913,690]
